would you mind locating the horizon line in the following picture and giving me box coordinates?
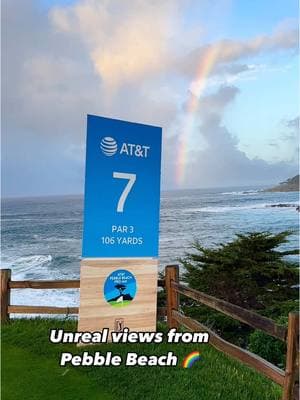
[1,183,278,201]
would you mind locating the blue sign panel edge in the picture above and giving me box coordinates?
[82,114,162,259]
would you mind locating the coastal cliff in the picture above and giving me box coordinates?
[264,175,299,192]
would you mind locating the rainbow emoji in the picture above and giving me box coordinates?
[182,351,201,368]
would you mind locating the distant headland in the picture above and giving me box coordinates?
[264,175,299,192]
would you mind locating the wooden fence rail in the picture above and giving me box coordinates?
[1,266,298,400]
[171,281,287,341]
[172,309,285,386]
[0,269,166,320]
[165,265,299,400]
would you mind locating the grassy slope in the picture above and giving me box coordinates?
[2,319,281,400]
[3,345,112,400]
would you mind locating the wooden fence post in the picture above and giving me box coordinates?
[1,269,11,324]
[165,265,179,329]
[282,312,299,400]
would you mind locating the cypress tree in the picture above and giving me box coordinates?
[181,231,299,311]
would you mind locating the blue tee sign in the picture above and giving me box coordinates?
[82,115,162,258]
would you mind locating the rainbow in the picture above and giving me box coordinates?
[176,44,220,185]
[182,351,201,368]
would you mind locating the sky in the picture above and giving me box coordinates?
[1,0,299,197]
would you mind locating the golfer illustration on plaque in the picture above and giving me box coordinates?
[104,270,137,307]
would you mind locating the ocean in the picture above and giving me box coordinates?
[1,187,299,311]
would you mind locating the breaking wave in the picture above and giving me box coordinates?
[184,202,299,213]
[221,190,262,196]
[2,254,52,270]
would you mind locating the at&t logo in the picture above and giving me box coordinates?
[100,137,118,156]
[100,136,150,158]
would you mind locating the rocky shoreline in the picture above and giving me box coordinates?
[264,175,299,192]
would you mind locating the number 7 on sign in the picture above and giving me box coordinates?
[113,172,136,213]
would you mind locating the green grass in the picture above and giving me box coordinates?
[3,344,112,400]
[1,319,282,400]
[109,300,131,307]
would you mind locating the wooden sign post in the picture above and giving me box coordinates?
[78,115,162,336]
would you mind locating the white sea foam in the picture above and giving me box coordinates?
[2,254,78,317]
[221,190,261,196]
[10,288,79,318]
[184,202,299,213]
[45,237,80,243]
[11,289,79,308]
[1,255,52,277]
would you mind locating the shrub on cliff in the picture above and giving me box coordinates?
[181,231,298,311]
